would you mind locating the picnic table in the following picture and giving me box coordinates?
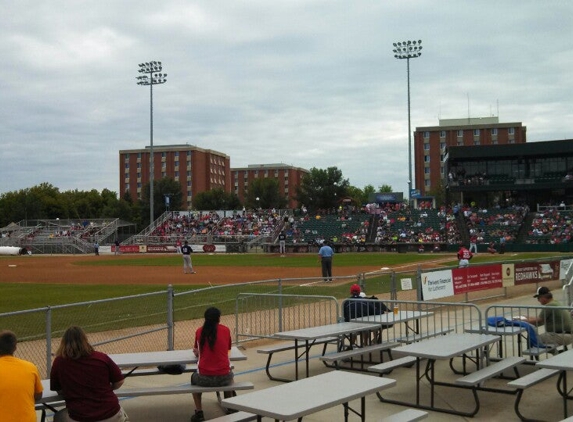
[221,370,396,421]
[372,333,503,417]
[272,322,380,380]
[536,348,573,418]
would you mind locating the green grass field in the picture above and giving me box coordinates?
[0,251,564,315]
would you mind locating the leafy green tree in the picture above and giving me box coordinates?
[245,178,288,209]
[140,178,184,222]
[378,184,393,193]
[193,188,241,210]
[426,179,446,207]
[294,167,349,211]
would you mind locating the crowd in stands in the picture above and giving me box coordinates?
[462,204,528,245]
[527,207,573,244]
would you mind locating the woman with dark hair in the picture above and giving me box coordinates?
[190,307,234,422]
[50,326,128,422]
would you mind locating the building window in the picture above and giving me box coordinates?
[175,151,179,156]
[440,130,446,138]
[440,142,446,150]
[509,127,515,135]
[473,129,480,136]
[424,156,430,163]
[424,143,430,150]
[457,139,463,146]
[509,139,515,144]
[424,168,430,174]
[474,139,481,145]
[457,130,463,137]
[425,180,430,187]
[492,139,498,145]
[491,128,498,135]
[175,171,179,177]
[125,163,129,169]
[423,131,430,139]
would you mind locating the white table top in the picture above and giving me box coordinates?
[108,346,246,367]
[273,322,379,341]
[352,310,432,324]
[393,333,500,360]
[221,370,396,420]
[537,349,573,371]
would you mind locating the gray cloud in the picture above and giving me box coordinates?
[1,1,571,197]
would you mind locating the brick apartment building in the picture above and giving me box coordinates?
[414,117,526,196]
[231,163,309,209]
[119,144,230,209]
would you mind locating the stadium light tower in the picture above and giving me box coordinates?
[393,40,422,204]
[137,61,167,224]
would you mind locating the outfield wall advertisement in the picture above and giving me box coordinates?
[421,259,570,300]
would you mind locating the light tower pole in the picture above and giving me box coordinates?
[393,40,422,204]
[137,61,167,224]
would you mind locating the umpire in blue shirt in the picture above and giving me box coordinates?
[318,242,334,282]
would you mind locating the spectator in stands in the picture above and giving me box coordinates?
[0,330,43,422]
[50,326,128,422]
[457,244,473,268]
[191,307,234,422]
[317,241,334,282]
[523,287,573,347]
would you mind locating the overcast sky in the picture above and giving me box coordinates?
[2,1,572,197]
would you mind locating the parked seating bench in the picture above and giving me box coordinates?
[257,337,336,381]
[206,411,257,422]
[507,368,560,421]
[368,356,418,375]
[456,357,525,387]
[320,342,399,370]
[521,345,558,360]
[37,381,255,422]
[380,408,428,422]
[397,329,453,344]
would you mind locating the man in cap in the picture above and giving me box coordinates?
[524,286,573,347]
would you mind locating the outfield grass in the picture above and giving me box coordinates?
[0,252,564,315]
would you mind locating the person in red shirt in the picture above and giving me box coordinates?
[457,245,473,268]
[191,307,234,422]
[50,326,127,422]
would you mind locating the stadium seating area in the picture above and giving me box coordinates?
[526,208,573,244]
[463,205,528,245]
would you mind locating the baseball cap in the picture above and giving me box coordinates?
[533,286,550,298]
[350,284,361,295]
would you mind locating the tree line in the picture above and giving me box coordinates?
[0,166,395,230]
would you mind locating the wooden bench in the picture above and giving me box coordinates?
[456,357,525,387]
[379,409,428,422]
[368,356,418,375]
[200,410,256,422]
[507,368,560,421]
[257,337,337,382]
[397,329,453,344]
[320,342,399,370]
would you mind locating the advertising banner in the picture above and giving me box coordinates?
[452,264,503,294]
[421,269,454,300]
[514,261,560,285]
